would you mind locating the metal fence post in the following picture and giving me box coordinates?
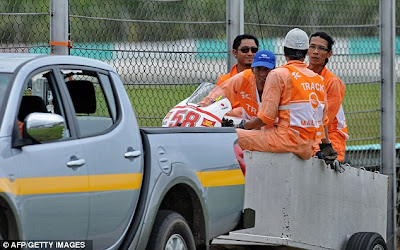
[50,0,69,55]
[226,0,244,71]
[380,0,396,248]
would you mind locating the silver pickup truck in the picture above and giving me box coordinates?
[0,53,247,249]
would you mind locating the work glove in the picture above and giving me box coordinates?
[331,159,346,173]
[221,118,234,127]
[234,119,246,129]
[319,143,338,166]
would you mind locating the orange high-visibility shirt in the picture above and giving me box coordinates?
[216,64,239,86]
[237,61,328,160]
[320,67,348,161]
[217,69,260,119]
[257,61,328,135]
[216,64,240,108]
[320,67,348,138]
[282,64,326,140]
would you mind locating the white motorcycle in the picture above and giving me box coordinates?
[162,82,246,174]
[162,82,242,128]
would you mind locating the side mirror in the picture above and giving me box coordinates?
[24,113,65,143]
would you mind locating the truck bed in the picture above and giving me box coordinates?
[139,126,245,241]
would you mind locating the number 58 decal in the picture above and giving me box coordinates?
[169,109,201,127]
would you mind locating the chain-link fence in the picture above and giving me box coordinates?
[2,0,392,168]
[68,0,228,127]
[397,2,400,247]
[244,0,383,168]
[0,1,50,53]
[1,0,400,246]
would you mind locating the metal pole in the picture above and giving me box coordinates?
[380,0,396,248]
[50,0,69,55]
[226,0,244,71]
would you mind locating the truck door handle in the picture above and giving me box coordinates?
[124,147,142,159]
[67,157,86,167]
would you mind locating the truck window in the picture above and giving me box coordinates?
[0,73,12,128]
[61,69,117,137]
[18,70,71,139]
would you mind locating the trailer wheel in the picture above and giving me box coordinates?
[345,232,387,250]
[147,210,196,250]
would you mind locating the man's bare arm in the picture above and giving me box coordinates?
[242,117,265,130]
[321,125,330,144]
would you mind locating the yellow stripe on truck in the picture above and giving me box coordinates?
[88,173,142,192]
[0,173,142,195]
[196,169,245,187]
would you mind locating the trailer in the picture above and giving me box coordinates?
[213,151,388,250]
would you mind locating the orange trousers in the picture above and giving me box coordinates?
[236,126,316,160]
[329,131,346,162]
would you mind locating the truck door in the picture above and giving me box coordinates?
[58,68,144,249]
[13,69,89,240]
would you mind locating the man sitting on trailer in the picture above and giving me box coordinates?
[235,28,337,165]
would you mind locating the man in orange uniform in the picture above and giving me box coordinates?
[199,50,276,120]
[216,34,259,86]
[236,28,337,164]
[308,31,349,162]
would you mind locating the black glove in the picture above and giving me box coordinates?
[319,143,338,166]
[331,160,345,173]
[221,118,234,127]
[234,119,246,129]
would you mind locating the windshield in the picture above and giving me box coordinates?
[186,82,216,105]
[0,73,12,127]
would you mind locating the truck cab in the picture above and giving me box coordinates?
[0,53,247,250]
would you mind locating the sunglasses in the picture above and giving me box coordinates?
[239,46,258,53]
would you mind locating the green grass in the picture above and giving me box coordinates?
[343,83,381,146]
[343,83,400,146]
[124,82,400,146]
[125,84,199,127]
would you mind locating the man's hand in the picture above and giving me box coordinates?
[331,160,345,173]
[234,119,246,129]
[319,143,338,166]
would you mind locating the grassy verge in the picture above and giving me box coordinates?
[125,84,199,126]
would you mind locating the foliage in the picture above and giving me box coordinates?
[0,0,384,44]
[0,1,49,44]
[68,0,226,42]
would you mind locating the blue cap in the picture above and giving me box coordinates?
[251,50,276,69]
